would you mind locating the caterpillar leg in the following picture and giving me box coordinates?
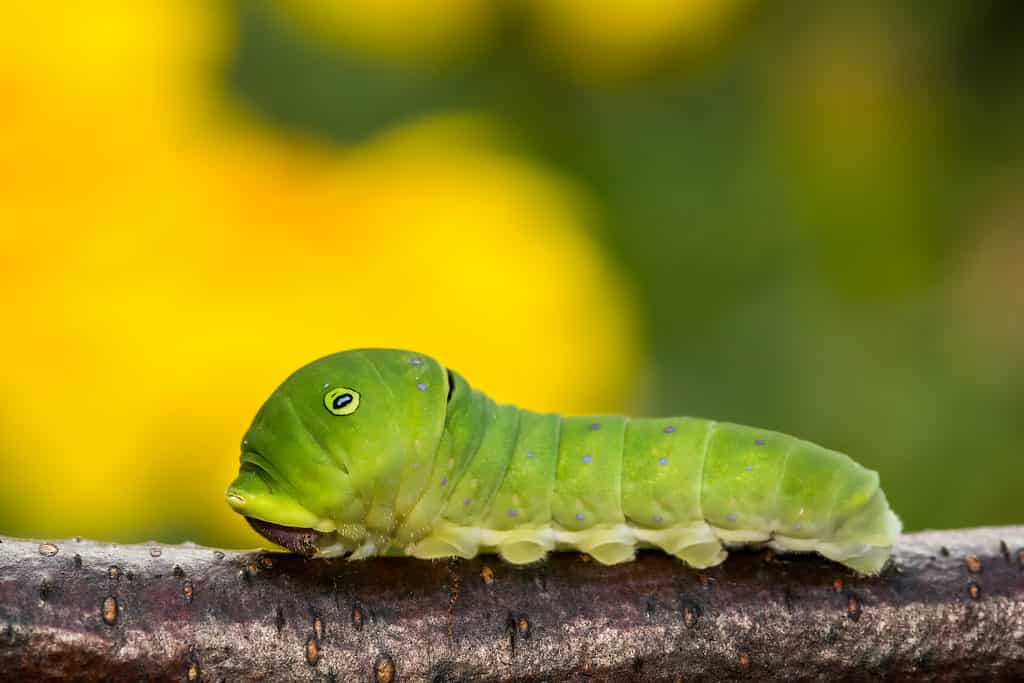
[406,520,480,560]
[674,542,728,568]
[486,527,556,564]
[769,535,891,574]
[827,546,892,574]
[770,488,901,574]
[498,542,549,565]
[553,525,637,565]
[316,538,356,558]
[635,523,727,569]
[581,536,634,565]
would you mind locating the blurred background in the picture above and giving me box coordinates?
[1,1,1021,549]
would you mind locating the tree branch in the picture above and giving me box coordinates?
[1,527,1022,681]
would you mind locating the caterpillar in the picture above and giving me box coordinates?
[226,349,901,574]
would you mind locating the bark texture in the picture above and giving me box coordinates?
[1,527,1022,681]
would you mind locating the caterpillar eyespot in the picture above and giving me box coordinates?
[226,349,901,575]
[323,387,360,416]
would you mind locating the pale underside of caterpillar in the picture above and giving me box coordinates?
[226,349,901,574]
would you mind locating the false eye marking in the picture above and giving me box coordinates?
[324,387,361,416]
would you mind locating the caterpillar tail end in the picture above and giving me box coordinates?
[835,545,893,575]
[828,504,903,575]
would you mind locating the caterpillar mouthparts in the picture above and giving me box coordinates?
[246,517,322,557]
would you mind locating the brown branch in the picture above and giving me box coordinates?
[1,527,1023,681]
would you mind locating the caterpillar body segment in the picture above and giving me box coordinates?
[227,349,901,574]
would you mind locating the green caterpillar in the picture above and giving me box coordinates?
[226,349,901,574]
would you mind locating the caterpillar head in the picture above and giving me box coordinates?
[225,349,448,557]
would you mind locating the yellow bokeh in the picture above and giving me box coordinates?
[0,3,638,547]
[271,0,751,81]
[527,0,752,81]
[275,0,497,64]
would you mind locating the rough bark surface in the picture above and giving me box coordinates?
[1,527,1022,681]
